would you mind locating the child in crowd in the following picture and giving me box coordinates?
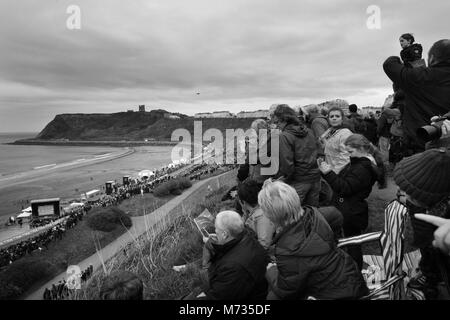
[399,33,426,68]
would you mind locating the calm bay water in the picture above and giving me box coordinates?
[0,133,118,177]
[0,133,175,220]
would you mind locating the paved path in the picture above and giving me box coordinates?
[24,171,232,300]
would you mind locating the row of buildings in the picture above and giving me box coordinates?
[127,100,383,120]
[194,110,270,119]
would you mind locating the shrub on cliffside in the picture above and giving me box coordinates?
[0,257,60,300]
[86,207,132,232]
[153,178,192,197]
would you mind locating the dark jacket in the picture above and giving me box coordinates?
[206,231,269,300]
[383,56,450,147]
[400,43,423,65]
[237,134,273,183]
[348,113,367,135]
[267,207,368,300]
[324,157,379,231]
[363,117,378,145]
[377,112,391,138]
[276,123,320,184]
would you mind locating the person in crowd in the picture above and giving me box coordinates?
[377,107,392,169]
[399,33,425,68]
[303,104,330,139]
[237,119,273,185]
[388,107,405,165]
[319,107,353,174]
[259,180,368,300]
[319,134,385,270]
[363,113,378,145]
[347,104,367,135]
[271,104,321,207]
[199,210,268,300]
[394,148,450,299]
[99,271,144,300]
[384,39,450,154]
[237,179,276,250]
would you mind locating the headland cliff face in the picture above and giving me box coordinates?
[33,110,258,142]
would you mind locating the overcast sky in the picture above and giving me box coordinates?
[0,0,449,132]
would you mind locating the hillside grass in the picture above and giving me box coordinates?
[118,193,175,217]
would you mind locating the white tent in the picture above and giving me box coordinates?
[17,211,32,219]
[138,170,154,178]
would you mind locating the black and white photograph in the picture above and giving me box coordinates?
[0,0,450,309]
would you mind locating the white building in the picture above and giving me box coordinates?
[194,112,213,118]
[212,111,234,118]
[164,114,180,119]
[236,110,270,118]
[194,111,234,118]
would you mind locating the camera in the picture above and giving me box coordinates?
[417,112,450,142]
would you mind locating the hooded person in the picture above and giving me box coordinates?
[270,104,321,207]
[304,104,330,139]
[394,148,450,298]
[383,39,450,154]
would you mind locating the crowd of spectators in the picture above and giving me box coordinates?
[174,37,450,301]
[43,265,94,300]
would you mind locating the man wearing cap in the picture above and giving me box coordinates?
[393,148,450,298]
[383,39,450,154]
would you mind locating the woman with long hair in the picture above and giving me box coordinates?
[271,104,320,207]
[319,107,353,174]
[318,134,386,270]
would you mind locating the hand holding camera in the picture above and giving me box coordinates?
[417,112,450,142]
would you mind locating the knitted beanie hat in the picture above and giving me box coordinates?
[394,148,450,207]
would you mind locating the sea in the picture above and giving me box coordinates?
[0,133,119,177]
[0,133,175,221]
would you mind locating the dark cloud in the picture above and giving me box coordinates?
[0,0,449,131]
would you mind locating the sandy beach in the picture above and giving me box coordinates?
[0,145,175,222]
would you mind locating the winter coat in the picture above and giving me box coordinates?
[244,206,276,250]
[383,55,450,147]
[323,157,379,231]
[237,134,273,183]
[320,128,353,174]
[206,231,269,300]
[266,206,368,300]
[363,118,378,145]
[400,43,423,65]
[276,123,320,184]
[377,112,391,138]
[348,113,367,135]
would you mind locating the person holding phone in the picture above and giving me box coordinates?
[319,134,385,270]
